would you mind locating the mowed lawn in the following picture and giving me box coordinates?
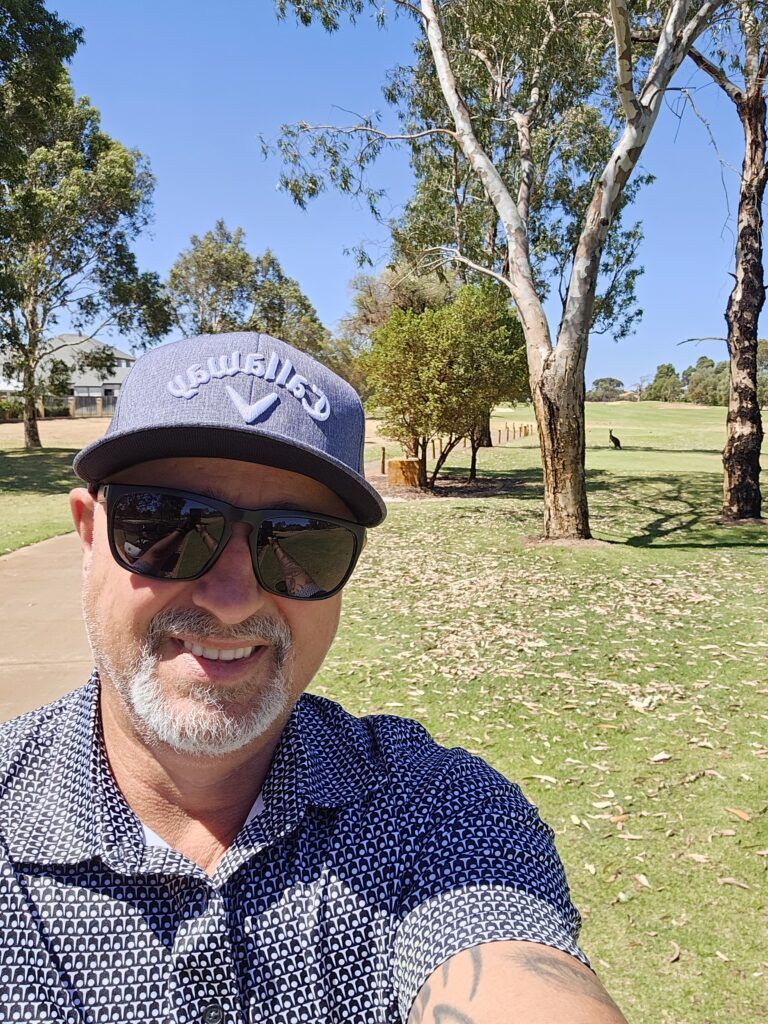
[1,405,767,1022]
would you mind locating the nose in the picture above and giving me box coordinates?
[189,524,269,625]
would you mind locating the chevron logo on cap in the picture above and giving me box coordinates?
[225,387,279,424]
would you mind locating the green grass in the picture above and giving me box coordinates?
[329,403,768,1024]
[0,446,80,553]
[2,404,767,1021]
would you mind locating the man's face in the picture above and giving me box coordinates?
[71,457,351,757]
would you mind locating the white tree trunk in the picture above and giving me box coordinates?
[419,0,724,538]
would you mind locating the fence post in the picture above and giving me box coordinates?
[380,446,386,474]
[431,439,436,459]
[95,397,103,417]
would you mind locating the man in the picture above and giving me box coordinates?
[0,332,627,1023]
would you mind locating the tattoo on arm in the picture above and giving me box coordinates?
[410,946,481,1024]
[504,947,623,1012]
[409,942,624,1024]
[433,1007,475,1024]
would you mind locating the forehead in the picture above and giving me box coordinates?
[107,457,353,518]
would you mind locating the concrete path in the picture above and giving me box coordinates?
[0,532,91,722]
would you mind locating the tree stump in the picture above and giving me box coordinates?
[387,458,420,488]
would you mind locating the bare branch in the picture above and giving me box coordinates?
[610,0,642,122]
[688,46,743,102]
[678,335,728,344]
[298,121,458,143]
[427,245,513,291]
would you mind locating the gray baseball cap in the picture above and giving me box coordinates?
[73,332,386,527]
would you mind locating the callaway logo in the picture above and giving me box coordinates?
[224,388,279,424]
[166,349,331,422]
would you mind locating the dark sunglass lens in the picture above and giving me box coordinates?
[256,517,357,598]
[111,492,226,579]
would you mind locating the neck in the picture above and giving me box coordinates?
[98,676,291,869]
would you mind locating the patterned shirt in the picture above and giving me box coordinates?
[0,674,588,1023]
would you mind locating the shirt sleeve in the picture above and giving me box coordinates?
[392,779,590,1022]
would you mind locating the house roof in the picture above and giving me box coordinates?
[40,334,136,388]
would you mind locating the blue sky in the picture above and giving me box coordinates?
[54,0,752,389]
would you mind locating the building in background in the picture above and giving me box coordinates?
[44,334,135,414]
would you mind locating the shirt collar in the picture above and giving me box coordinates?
[2,672,386,870]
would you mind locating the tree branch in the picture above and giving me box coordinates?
[427,245,513,290]
[610,0,642,122]
[418,0,551,354]
[680,0,732,54]
[298,121,458,143]
[688,46,743,102]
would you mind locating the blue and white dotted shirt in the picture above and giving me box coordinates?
[0,674,588,1023]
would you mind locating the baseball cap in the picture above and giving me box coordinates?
[73,332,386,527]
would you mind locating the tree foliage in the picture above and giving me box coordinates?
[271,0,725,538]
[0,0,82,178]
[167,220,330,357]
[642,363,683,402]
[586,377,625,402]
[641,356,732,405]
[364,283,527,486]
[0,73,170,447]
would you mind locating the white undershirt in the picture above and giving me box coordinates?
[141,792,265,850]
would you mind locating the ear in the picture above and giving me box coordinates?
[69,487,96,560]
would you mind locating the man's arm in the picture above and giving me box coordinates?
[408,941,628,1024]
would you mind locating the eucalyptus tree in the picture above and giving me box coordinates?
[0,74,169,448]
[273,0,730,539]
[667,3,768,519]
[168,221,330,357]
[1,0,81,178]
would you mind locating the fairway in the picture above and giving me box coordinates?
[1,404,766,1022]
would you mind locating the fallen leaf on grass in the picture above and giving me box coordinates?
[685,853,709,864]
[650,751,672,763]
[724,807,751,822]
[717,876,750,890]
[715,950,730,962]
[634,873,651,889]
[668,942,681,963]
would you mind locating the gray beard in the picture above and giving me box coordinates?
[84,602,293,757]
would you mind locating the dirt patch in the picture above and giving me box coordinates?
[0,417,110,449]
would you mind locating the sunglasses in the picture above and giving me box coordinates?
[95,484,366,600]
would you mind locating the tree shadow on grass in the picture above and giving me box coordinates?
[0,448,79,495]
[432,466,768,550]
[590,472,768,549]
[600,445,722,456]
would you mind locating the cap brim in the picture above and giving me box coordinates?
[72,424,387,527]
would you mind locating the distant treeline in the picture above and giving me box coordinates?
[588,342,768,406]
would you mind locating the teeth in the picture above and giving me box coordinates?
[181,640,256,661]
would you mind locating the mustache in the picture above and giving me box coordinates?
[145,608,293,665]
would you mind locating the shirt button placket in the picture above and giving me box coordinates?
[200,1005,224,1024]
[169,889,241,1024]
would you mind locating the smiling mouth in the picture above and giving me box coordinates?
[179,639,261,662]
